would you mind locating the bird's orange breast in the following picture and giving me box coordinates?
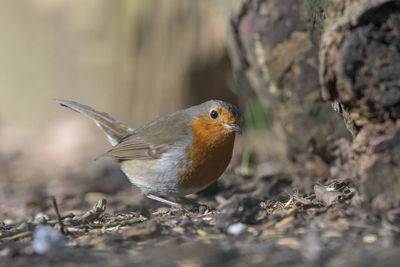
[178,115,235,190]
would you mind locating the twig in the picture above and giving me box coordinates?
[1,231,32,241]
[51,196,67,235]
[67,198,107,226]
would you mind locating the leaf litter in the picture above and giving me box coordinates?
[1,169,400,266]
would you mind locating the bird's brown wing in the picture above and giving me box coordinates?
[104,135,170,160]
[104,110,191,160]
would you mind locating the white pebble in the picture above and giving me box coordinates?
[227,223,247,235]
[0,247,11,257]
[32,226,65,254]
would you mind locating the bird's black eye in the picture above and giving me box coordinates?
[210,110,219,119]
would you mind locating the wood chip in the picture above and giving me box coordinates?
[276,237,301,250]
[173,227,185,234]
[196,229,207,236]
[275,216,294,229]
[323,231,342,238]
[363,234,377,244]
[215,195,227,205]
[284,197,293,209]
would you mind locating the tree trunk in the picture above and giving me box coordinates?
[231,0,400,209]
[319,0,400,209]
[230,0,350,188]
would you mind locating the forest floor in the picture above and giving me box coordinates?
[2,164,400,267]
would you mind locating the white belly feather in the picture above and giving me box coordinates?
[120,146,186,196]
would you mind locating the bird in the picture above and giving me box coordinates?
[55,99,242,209]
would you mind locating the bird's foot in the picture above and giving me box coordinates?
[145,194,208,213]
[146,194,183,210]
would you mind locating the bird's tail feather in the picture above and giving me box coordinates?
[55,99,134,146]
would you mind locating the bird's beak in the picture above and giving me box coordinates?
[224,123,242,134]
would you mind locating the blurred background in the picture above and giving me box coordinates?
[0,0,276,211]
[0,0,239,128]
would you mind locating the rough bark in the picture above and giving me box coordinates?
[231,0,400,209]
[319,0,400,209]
[230,0,349,182]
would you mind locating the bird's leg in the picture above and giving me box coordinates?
[146,194,183,210]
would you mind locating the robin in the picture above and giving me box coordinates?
[55,99,242,209]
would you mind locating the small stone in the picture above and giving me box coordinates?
[227,223,247,235]
[32,226,66,255]
[0,247,11,257]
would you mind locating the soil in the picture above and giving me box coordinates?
[2,164,400,267]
